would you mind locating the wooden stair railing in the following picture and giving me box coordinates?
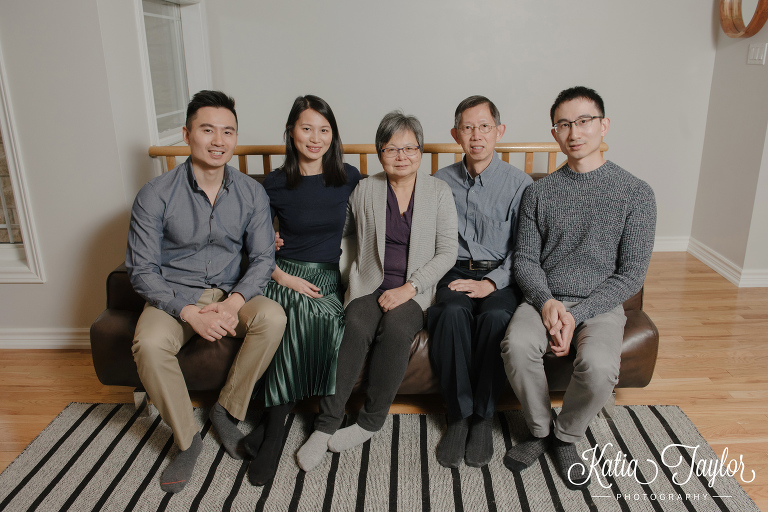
[148,142,608,175]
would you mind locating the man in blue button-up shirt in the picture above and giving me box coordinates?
[126,91,286,493]
[428,96,532,469]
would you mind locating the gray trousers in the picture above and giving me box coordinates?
[315,292,424,434]
[500,301,626,443]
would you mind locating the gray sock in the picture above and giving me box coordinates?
[160,433,203,493]
[503,433,551,472]
[327,424,374,453]
[209,402,244,460]
[296,431,331,471]
[552,438,589,489]
[465,417,493,467]
[436,418,469,468]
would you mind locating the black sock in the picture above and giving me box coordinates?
[246,401,293,486]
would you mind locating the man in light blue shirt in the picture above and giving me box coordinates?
[428,96,532,468]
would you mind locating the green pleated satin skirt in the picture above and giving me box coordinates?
[262,257,345,406]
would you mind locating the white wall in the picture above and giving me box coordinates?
[0,0,153,342]
[205,0,717,243]
[0,0,737,342]
[690,8,768,285]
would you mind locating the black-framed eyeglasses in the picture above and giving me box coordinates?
[457,123,496,135]
[553,116,603,134]
[380,145,421,158]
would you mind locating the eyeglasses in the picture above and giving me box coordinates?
[380,145,421,158]
[553,116,603,134]
[457,123,496,135]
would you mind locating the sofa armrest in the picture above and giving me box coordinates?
[107,264,145,312]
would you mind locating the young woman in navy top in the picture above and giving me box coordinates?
[242,95,360,485]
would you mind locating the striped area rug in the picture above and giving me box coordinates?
[0,403,758,511]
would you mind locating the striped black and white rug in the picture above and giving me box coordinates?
[0,403,758,511]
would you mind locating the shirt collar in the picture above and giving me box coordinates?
[461,151,500,186]
[185,157,232,191]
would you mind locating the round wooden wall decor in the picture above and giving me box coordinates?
[720,0,768,37]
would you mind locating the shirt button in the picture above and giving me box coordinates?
[209,239,213,244]
[210,214,214,219]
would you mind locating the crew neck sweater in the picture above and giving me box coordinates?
[513,160,656,325]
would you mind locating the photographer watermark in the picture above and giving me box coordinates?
[567,442,755,499]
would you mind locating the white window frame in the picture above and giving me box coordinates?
[135,0,212,148]
[0,38,45,283]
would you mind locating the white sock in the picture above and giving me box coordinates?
[327,424,374,453]
[296,431,331,472]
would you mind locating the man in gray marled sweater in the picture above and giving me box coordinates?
[500,86,656,490]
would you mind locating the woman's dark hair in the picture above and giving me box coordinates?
[281,95,346,189]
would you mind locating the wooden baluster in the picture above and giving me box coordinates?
[454,153,461,163]
[165,156,176,172]
[360,154,367,175]
[431,153,439,175]
[502,152,509,163]
[238,155,248,174]
[525,153,534,174]
[263,155,272,175]
[547,153,557,174]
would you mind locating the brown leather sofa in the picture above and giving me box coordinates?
[90,263,658,397]
[91,161,659,401]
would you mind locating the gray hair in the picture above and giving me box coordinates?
[453,95,501,131]
[375,111,424,154]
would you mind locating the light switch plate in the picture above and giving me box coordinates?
[747,43,767,65]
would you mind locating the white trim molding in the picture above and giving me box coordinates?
[688,237,743,287]
[0,328,90,349]
[0,35,45,283]
[653,236,690,252]
[739,269,768,288]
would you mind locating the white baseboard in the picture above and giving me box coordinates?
[653,236,690,252]
[739,269,768,287]
[0,328,91,349]
[687,238,743,286]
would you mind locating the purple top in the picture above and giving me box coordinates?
[379,181,415,292]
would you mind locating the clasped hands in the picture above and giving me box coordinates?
[541,298,575,357]
[180,293,245,342]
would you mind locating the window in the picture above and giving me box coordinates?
[137,0,211,147]
[143,0,189,141]
[0,132,21,244]
[0,45,45,283]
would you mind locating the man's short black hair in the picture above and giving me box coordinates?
[550,86,605,125]
[186,90,237,130]
[454,95,501,131]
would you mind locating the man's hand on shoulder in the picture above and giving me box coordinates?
[448,278,496,298]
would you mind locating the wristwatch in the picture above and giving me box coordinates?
[407,280,418,293]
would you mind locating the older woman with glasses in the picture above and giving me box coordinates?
[296,111,458,471]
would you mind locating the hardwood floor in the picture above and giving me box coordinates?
[0,252,766,508]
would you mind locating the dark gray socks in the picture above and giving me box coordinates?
[465,417,494,467]
[209,402,244,460]
[552,438,589,489]
[160,433,203,493]
[436,417,469,468]
[503,433,551,472]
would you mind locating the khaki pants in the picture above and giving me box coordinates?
[132,289,286,450]
[501,302,626,443]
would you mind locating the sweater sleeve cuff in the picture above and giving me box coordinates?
[529,292,555,313]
